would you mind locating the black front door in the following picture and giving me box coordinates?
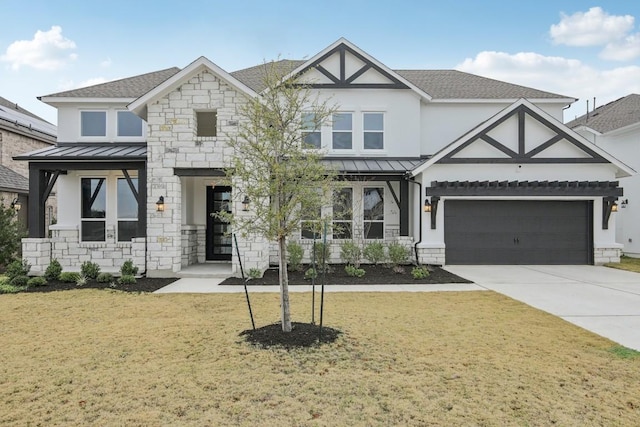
[206,186,232,261]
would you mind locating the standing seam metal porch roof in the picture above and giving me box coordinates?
[322,157,426,174]
[13,143,147,161]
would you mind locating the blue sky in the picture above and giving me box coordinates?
[2,1,640,124]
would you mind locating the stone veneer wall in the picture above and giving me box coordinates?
[22,226,145,275]
[593,246,621,265]
[181,225,205,267]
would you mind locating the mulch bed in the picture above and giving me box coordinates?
[21,277,177,293]
[240,322,342,349]
[222,264,471,286]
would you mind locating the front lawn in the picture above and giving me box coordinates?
[1,290,638,425]
[606,255,640,273]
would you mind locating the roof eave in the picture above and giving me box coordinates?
[39,96,136,106]
[431,97,577,104]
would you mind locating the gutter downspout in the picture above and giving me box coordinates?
[404,172,422,265]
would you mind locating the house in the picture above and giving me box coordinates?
[0,96,57,230]
[16,38,631,277]
[567,94,640,257]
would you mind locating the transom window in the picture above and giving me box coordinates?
[117,111,143,137]
[363,187,384,239]
[117,178,139,242]
[81,177,106,241]
[363,113,384,150]
[81,111,106,137]
[196,111,217,137]
[333,188,353,239]
[302,113,321,148]
[332,113,352,150]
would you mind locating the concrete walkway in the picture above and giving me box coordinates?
[445,265,640,351]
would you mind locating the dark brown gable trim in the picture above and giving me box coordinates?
[439,105,608,164]
[425,180,622,197]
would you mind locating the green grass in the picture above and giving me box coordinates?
[609,345,640,359]
[0,290,639,425]
[605,255,640,273]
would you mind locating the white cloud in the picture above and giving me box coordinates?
[550,7,634,47]
[601,33,640,61]
[456,51,640,121]
[1,26,77,70]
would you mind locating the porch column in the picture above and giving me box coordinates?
[28,164,46,238]
[400,179,409,236]
[137,163,147,237]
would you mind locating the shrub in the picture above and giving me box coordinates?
[9,275,29,287]
[120,260,139,276]
[393,265,405,274]
[340,241,362,267]
[248,268,262,279]
[344,265,365,278]
[44,259,62,281]
[59,272,81,283]
[287,242,304,271]
[304,267,318,280]
[411,266,430,279]
[76,274,87,287]
[118,274,136,285]
[312,242,330,269]
[6,259,31,281]
[363,242,386,265]
[388,242,409,266]
[27,276,48,287]
[0,200,26,268]
[81,261,101,279]
[0,282,24,294]
[96,272,114,283]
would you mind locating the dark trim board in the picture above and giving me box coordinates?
[426,180,622,197]
[174,168,226,177]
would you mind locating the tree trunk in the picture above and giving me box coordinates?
[278,236,292,332]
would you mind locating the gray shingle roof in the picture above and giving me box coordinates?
[230,60,306,93]
[14,143,146,161]
[566,94,640,134]
[0,165,28,192]
[0,96,49,122]
[0,97,57,142]
[42,68,181,98]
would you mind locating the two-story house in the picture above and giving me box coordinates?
[1,96,56,230]
[568,94,640,257]
[17,39,632,277]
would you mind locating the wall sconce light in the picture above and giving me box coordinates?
[611,202,618,212]
[620,199,629,208]
[11,198,21,212]
[242,196,251,211]
[156,196,165,212]
[423,198,432,213]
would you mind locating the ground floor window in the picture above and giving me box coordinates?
[333,188,352,239]
[81,177,106,241]
[301,194,322,239]
[117,178,138,241]
[363,187,384,239]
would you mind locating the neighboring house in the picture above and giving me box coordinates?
[16,38,631,277]
[0,96,57,230]
[567,94,640,257]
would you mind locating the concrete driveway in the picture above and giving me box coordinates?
[444,265,640,351]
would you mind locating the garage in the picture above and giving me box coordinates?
[444,200,593,265]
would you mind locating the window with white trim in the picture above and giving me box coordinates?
[117,111,143,137]
[363,112,384,150]
[301,194,322,239]
[333,188,352,239]
[332,112,352,150]
[81,111,107,137]
[81,177,107,241]
[302,112,321,148]
[117,178,139,242]
[363,187,384,239]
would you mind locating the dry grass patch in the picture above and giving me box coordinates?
[1,290,639,425]
[606,255,640,273]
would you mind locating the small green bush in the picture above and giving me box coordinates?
[287,242,304,271]
[27,276,48,287]
[120,260,139,276]
[312,242,330,269]
[118,274,137,285]
[44,259,62,281]
[81,261,101,279]
[59,272,81,283]
[304,267,318,280]
[411,266,430,279]
[388,242,409,266]
[6,259,31,281]
[340,241,362,267]
[9,275,29,287]
[96,272,114,283]
[0,282,24,294]
[248,268,262,279]
[363,242,386,265]
[344,265,365,278]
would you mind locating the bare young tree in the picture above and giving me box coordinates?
[222,61,338,332]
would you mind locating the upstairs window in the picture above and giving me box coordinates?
[117,111,143,137]
[302,113,321,148]
[332,113,352,150]
[197,111,217,137]
[117,178,139,242]
[81,177,106,241]
[81,111,106,137]
[363,113,384,150]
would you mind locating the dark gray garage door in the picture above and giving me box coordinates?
[445,200,592,265]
